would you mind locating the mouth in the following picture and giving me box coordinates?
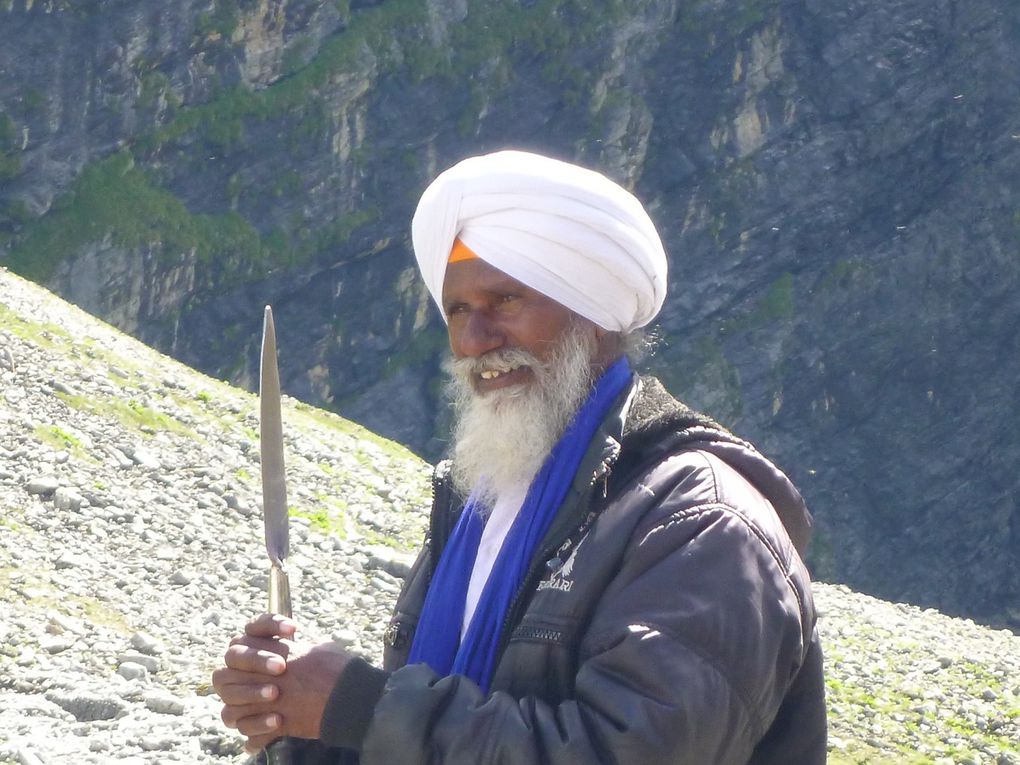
[474,363,533,392]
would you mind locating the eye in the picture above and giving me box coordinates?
[444,301,468,317]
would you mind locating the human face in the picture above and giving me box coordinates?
[442,258,599,395]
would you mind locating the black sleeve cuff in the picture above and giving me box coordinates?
[319,655,391,750]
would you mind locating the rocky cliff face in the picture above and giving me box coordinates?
[1,0,1018,628]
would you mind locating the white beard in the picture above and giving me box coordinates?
[444,323,598,509]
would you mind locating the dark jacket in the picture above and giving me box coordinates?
[309,375,826,764]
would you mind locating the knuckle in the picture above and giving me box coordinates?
[224,644,250,668]
[245,613,273,633]
[236,716,261,737]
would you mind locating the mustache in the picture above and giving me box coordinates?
[446,347,544,382]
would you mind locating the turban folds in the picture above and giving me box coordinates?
[411,150,668,333]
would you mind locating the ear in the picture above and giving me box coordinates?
[591,326,625,370]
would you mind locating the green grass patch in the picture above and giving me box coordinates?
[0,301,72,350]
[55,391,194,438]
[147,0,434,152]
[6,0,624,282]
[146,0,616,156]
[291,399,417,461]
[720,272,794,336]
[0,568,131,633]
[382,327,448,378]
[0,111,22,182]
[815,258,875,294]
[195,0,241,40]
[0,509,24,533]
[32,425,86,459]
[290,506,333,533]
[6,151,287,283]
[290,499,349,538]
[361,526,405,550]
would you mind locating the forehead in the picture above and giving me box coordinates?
[441,258,539,302]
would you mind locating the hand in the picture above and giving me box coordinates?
[212,613,354,754]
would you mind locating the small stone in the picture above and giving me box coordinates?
[47,692,127,722]
[130,631,165,656]
[54,486,85,511]
[154,545,181,562]
[46,612,84,635]
[118,652,160,673]
[117,661,149,681]
[12,746,44,765]
[170,570,194,585]
[50,380,77,396]
[200,734,245,757]
[40,635,75,654]
[131,446,161,470]
[25,475,60,495]
[106,446,134,469]
[332,629,359,648]
[54,552,86,570]
[371,575,400,594]
[367,547,415,580]
[137,735,176,751]
[144,691,186,715]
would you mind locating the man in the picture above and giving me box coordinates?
[213,150,827,764]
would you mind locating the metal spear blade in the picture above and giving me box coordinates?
[260,305,291,617]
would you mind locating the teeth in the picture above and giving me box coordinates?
[479,365,522,380]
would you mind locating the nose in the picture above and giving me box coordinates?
[452,310,505,358]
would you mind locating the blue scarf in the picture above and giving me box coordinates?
[407,357,632,691]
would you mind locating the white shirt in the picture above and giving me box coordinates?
[460,484,529,639]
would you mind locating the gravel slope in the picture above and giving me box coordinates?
[0,268,1017,764]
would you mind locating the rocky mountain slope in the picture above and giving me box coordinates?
[2,271,1019,763]
[0,266,431,762]
[0,0,1018,632]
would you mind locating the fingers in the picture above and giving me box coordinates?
[222,643,288,675]
[216,678,284,752]
[221,699,281,729]
[221,705,285,756]
[213,617,302,756]
[244,731,283,756]
[213,673,279,706]
[245,613,297,639]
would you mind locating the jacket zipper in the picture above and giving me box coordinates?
[511,625,565,643]
[385,463,453,652]
[493,456,616,661]
[427,461,455,583]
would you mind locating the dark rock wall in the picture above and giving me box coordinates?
[1,0,1017,627]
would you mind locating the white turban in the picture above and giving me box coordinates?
[411,150,667,333]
